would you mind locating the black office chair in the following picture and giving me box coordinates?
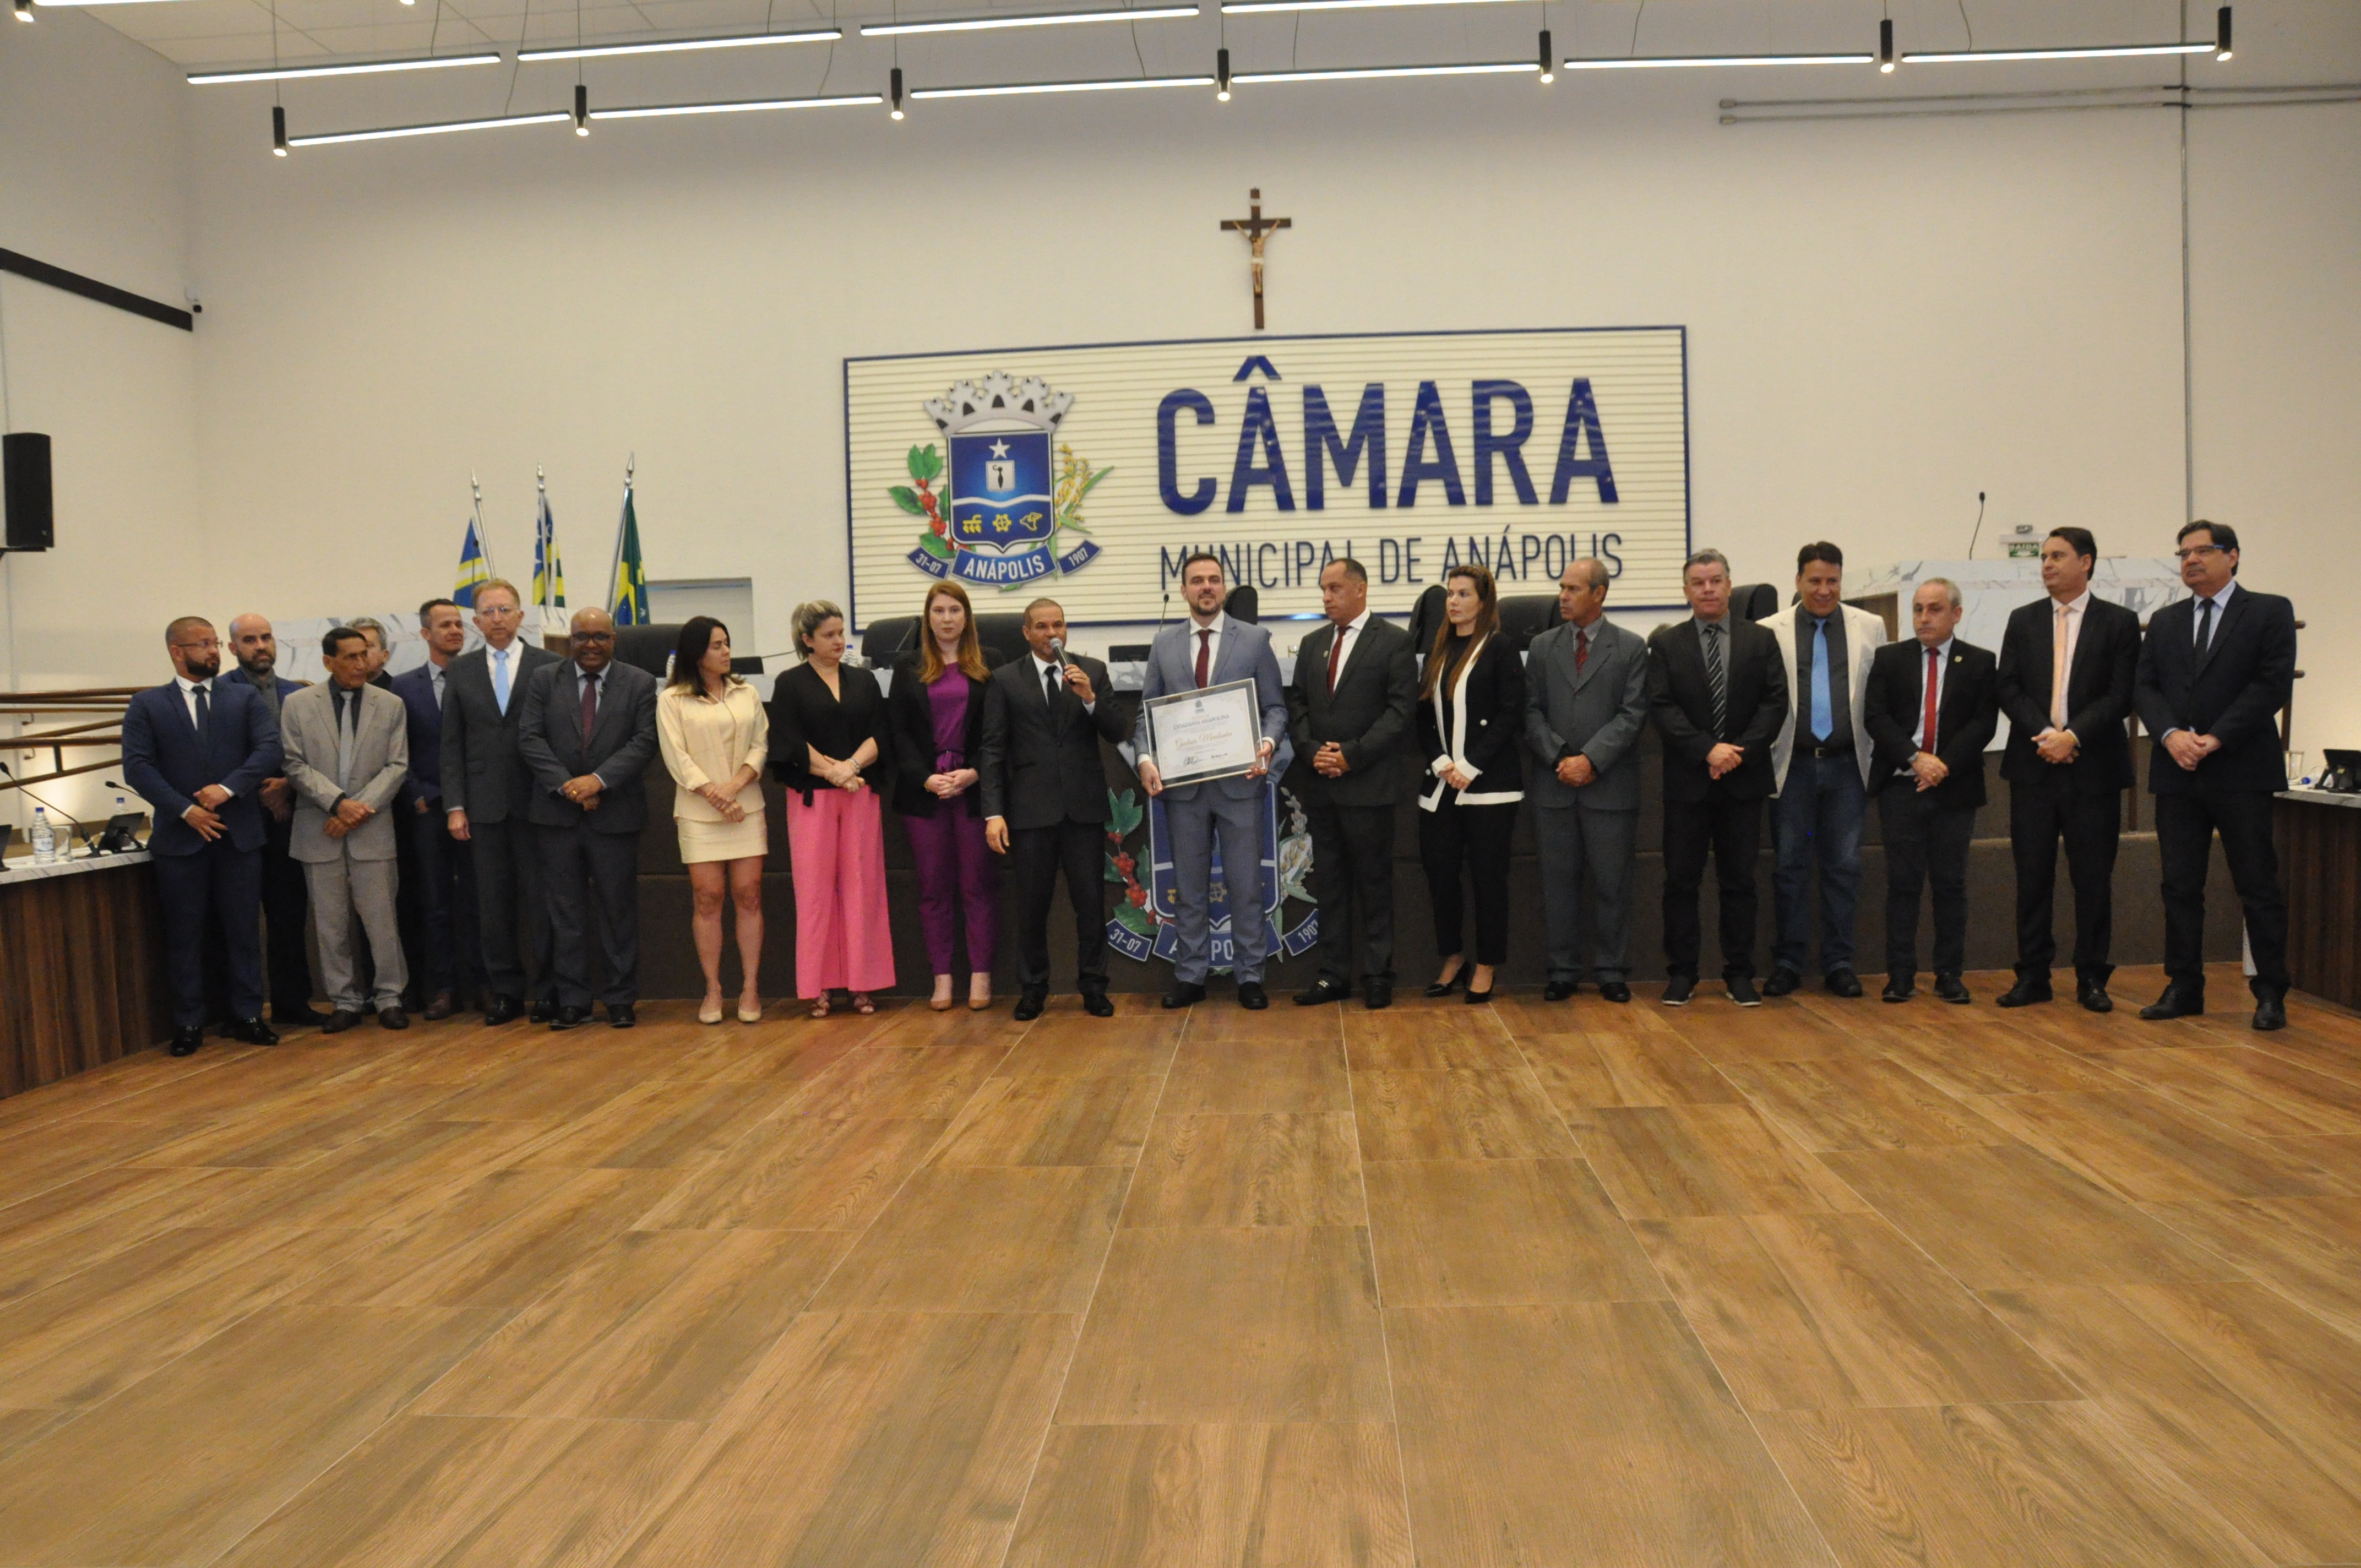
[1494,594,1563,653]
[975,612,1033,666]
[1225,585,1260,624]
[861,616,922,666]
[1406,583,1448,656]
[611,623,681,678]
[1732,583,1781,623]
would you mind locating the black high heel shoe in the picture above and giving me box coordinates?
[1423,962,1467,1000]
[1463,967,1496,1004]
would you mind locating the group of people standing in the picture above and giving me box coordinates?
[117,517,2295,1050]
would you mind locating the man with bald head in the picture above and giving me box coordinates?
[518,606,661,1028]
[222,612,327,1026]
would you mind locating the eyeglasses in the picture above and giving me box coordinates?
[173,638,221,652]
[2174,545,2228,562]
[477,604,523,617]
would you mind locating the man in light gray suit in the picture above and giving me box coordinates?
[1524,559,1651,1004]
[1136,551,1293,1010]
[282,625,412,1031]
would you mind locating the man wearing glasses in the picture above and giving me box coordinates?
[439,580,562,1023]
[2135,521,2299,1030]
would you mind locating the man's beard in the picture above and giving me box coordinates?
[238,652,275,679]
[186,655,221,680]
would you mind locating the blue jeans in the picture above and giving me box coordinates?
[1770,750,1865,976]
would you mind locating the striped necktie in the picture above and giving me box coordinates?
[1702,623,1727,734]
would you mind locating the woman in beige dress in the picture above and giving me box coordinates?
[657,616,770,1023]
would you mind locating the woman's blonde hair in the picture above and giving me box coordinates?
[917,581,991,684]
[793,599,845,660]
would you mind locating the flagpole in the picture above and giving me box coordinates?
[608,454,633,619]
[471,474,495,577]
[535,464,550,633]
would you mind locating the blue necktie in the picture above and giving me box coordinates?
[493,649,512,715]
[1809,618,1833,743]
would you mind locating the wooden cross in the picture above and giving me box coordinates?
[1220,187,1292,331]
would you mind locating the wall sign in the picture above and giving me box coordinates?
[845,326,1689,629]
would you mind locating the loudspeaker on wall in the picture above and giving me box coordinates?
[3,432,52,552]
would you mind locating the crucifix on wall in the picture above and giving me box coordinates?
[1220,188,1292,331]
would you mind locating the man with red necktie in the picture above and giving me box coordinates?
[1864,578,1999,1003]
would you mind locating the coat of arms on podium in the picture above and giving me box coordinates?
[893,372,1108,589]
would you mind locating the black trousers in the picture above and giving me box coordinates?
[406,805,483,1001]
[2009,777,2120,982]
[1308,799,1396,984]
[257,815,315,1015]
[2157,787,2289,995]
[537,824,641,1008]
[1880,786,1976,981]
[1419,795,1516,966]
[155,841,264,1026]
[1010,819,1107,989]
[470,816,553,1004]
[1662,794,1765,980]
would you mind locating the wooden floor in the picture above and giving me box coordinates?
[4,961,2361,1567]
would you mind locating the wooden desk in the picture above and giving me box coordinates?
[2277,789,2361,1010]
[0,851,170,1099]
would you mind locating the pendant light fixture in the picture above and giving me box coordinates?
[191,52,503,84]
[891,65,906,118]
[271,104,289,155]
[1878,16,1894,72]
[1217,45,1232,99]
[13,0,34,24]
[574,83,589,134]
[1538,26,1553,82]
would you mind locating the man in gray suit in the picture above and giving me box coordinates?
[441,579,562,1024]
[1524,559,1651,1003]
[1136,551,1293,1010]
[281,625,412,1032]
[518,607,661,1030]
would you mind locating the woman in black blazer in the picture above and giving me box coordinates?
[768,600,895,1017]
[1416,563,1526,1003]
[887,582,1007,1011]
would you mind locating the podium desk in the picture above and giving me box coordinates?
[2278,789,2361,1011]
[0,851,171,1100]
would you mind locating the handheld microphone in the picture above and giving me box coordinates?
[1966,491,1987,559]
[1047,636,1072,670]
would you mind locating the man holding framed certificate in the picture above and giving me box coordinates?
[1135,552,1292,1009]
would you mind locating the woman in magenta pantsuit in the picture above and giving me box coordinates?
[768,600,895,1017]
[888,581,1005,1011]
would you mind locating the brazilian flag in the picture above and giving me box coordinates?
[454,517,492,608]
[610,483,650,626]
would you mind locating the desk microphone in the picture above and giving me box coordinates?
[0,760,89,848]
[1966,491,1987,559]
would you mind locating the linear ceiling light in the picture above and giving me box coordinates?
[590,92,883,118]
[1905,11,2231,66]
[1558,52,1875,70]
[862,5,1196,37]
[286,111,569,148]
[911,74,1213,98]
[1223,0,1510,12]
[517,28,837,61]
[1236,61,1537,82]
[189,51,502,84]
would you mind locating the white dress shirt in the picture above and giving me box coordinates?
[1185,613,1228,687]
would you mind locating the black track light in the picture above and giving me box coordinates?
[574,82,590,134]
[891,64,905,118]
[2216,5,2233,59]
[1217,45,1231,100]
[13,0,34,25]
[1538,27,1553,82]
[1878,16,1895,71]
[271,104,289,156]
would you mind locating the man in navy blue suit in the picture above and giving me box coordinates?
[222,612,327,1027]
[121,616,286,1056]
[392,598,483,1019]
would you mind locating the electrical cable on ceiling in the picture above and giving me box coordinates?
[503,0,532,114]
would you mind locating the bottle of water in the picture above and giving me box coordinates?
[29,807,58,865]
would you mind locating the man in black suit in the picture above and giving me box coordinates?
[1995,526,2142,1011]
[1863,580,2000,1003]
[2134,521,2298,1030]
[981,596,1128,1021]
[393,598,482,1020]
[440,579,562,1023]
[221,612,327,1028]
[518,607,662,1029]
[1285,558,1417,1010]
[1647,548,1790,1006]
[119,617,284,1056]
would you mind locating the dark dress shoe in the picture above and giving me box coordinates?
[1598,980,1632,1004]
[1464,982,1496,1004]
[321,1010,363,1035]
[274,1004,331,1029]
[378,1007,410,1031]
[1882,980,1917,1003]
[483,995,524,1025]
[2253,988,2288,1031]
[1726,976,1763,1008]
[607,1002,636,1028]
[1935,974,1972,1004]
[168,1025,204,1058]
[1295,978,1351,1006]
[1996,977,2053,1009]
[1762,967,1803,998]
[423,992,456,1021]
[1824,968,1864,999]
[230,1016,280,1046]
[2140,987,2205,1021]
[550,1005,590,1031]
[2077,978,2114,1014]
[1013,985,1048,1022]
[1162,981,1207,1010]
[1543,979,1580,1002]
[1662,976,1696,1006]
[529,998,558,1025]
[1238,982,1269,1010]
[1363,979,1394,1010]
[1081,988,1115,1018]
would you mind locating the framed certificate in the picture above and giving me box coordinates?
[1144,678,1265,787]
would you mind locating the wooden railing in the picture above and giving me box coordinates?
[1,687,138,793]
